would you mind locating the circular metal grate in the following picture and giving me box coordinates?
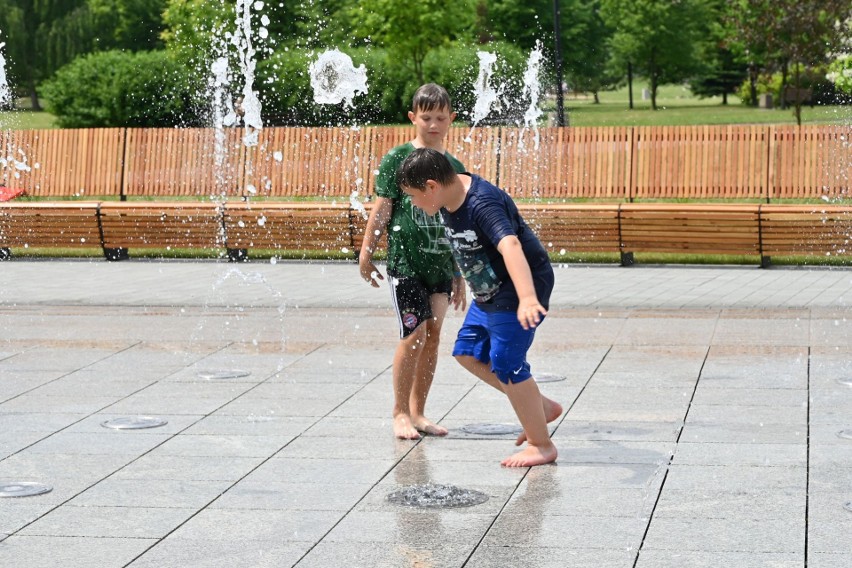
[387,484,489,509]
[460,423,523,436]
[535,373,566,383]
[197,370,251,380]
[0,482,53,498]
[102,416,168,430]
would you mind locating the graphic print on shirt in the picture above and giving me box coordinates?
[444,227,502,302]
[410,200,451,254]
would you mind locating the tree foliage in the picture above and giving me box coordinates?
[600,0,712,109]
[347,0,476,84]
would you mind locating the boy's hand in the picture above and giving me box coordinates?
[359,256,384,288]
[451,275,467,311]
[517,297,547,330]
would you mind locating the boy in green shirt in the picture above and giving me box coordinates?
[359,84,466,439]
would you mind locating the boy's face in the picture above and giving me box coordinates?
[408,106,456,145]
[403,181,443,216]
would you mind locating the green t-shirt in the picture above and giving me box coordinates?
[375,143,466,286]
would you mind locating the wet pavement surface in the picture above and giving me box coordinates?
[2,260,852,567]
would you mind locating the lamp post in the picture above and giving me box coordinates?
[553,0,566,126]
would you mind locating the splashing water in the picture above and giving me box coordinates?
[470,52,502,126]
[209,52,234,200]
[0,43,10,109]
[349,189,368,220]
[309,49,368,108]
[191,266,290,372]
[386,484,489,508]
[232,0,263,147]
[518,43,544,151]
[0,44,34,177]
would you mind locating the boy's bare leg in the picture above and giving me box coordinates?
[408,294,450,436]
[500,378,558,467]
[392,326,428,439]
[454,355,563,443]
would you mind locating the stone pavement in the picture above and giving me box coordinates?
[2,260,852,567]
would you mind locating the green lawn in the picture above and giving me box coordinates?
[560,83,852,127]
[0,110,57,129]
[3,83,850,130]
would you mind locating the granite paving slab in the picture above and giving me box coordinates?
[3,261,852,567]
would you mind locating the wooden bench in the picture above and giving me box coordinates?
[759,205,852,266]
[0,202,102,259]
[619,204,761,264]
[519,203,621,256]
[99,202,224,260]
[6,200,852,268]
[223,202,355,260]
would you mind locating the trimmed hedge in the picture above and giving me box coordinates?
[42,50,206,128]
[43,42,536,127]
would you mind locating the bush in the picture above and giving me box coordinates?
[423,41,531,125]
[42,50,206,127]
[258,47,404,126]
[736,64,846,107]
[257,41,533,126]
[827,54,852,96]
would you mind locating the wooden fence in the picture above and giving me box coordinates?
[2,125,850,201]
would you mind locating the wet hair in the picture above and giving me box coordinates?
[411,83,452,113]
[397,148,458,191]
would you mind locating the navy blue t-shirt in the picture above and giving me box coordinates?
[440,174,554,312]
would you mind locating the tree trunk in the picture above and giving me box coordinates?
[748,63,758,107]
[722,92,728,105]
[779,61,788,110]
[650,72,658,111]
[793,63,802,126]
[28,81,41,112]
[593,91,600,104]
[627,62,633,110]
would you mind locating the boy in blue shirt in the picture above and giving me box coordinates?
[396,147,562,467]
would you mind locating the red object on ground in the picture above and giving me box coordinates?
[0,187,25,201]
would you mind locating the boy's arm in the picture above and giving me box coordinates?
[358,196,393,287]
[496,235,546,329]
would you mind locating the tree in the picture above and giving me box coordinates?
[348,0,475,84]
[600,0,712,110]
[690,48,746,104]
[724,0,852,121]
[559,0,615,102]
[0,0,167,109]
[771,1,851,123]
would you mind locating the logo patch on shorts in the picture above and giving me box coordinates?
[402,312,419,329]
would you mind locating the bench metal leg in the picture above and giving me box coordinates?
[0,247,10,261]
[227,248,248,262]
[620,251,635,267]
[104,247,129,261]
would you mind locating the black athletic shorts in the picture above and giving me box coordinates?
[388,273,453,339]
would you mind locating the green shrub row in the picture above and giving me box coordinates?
[43,43,535,128]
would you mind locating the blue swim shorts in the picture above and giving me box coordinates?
[452,301,541,384]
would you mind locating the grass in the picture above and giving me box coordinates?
[3,84,850,131]
[561,84,852,127]
[0,97,57,129]
[7,246,852,267]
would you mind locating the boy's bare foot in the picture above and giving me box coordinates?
[515,397,563,446]
[393,414,421,439]
[413,416,449,437]
[501,443,558,467]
